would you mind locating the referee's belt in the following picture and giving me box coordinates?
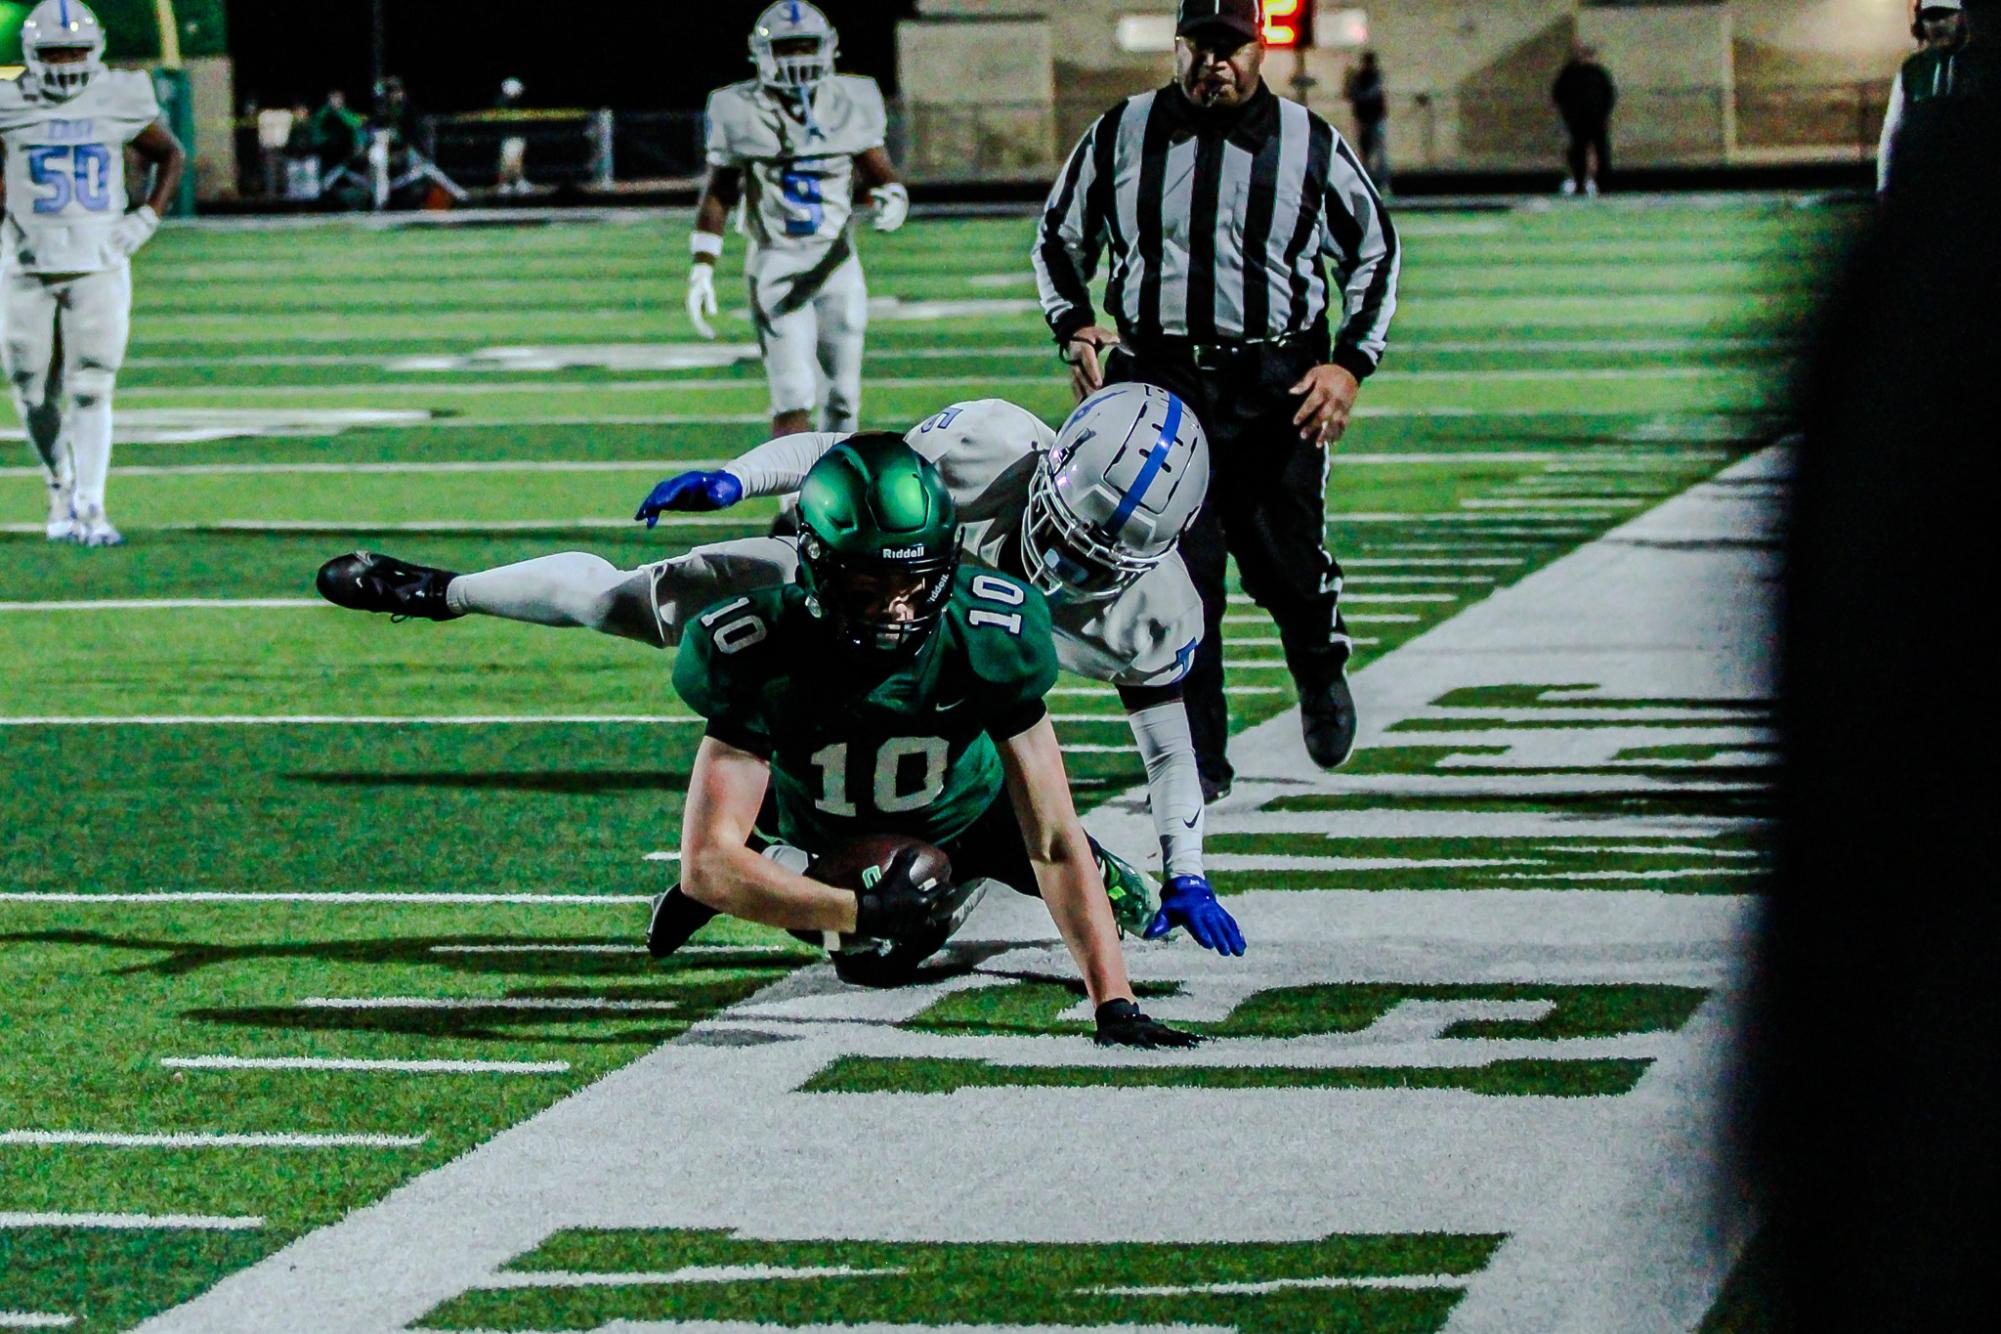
[1127,330,1322,371]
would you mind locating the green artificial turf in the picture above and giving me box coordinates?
[0,198,1832,1328]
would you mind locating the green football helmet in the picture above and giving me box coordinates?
[797,433,960,656]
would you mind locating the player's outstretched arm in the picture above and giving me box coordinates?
[1118,684,1246,957]
[680,737,860,933]
[635,433,848,526]
[998,717,1200,1048]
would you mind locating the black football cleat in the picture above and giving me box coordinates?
[647,886,720,959]
[316,551,464,622]
[1300,673,1359,769]
[1199,771,1234,805]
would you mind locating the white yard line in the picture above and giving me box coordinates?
[0,1213,264,1231]
[295,997,678,1013]
[0,451,1698,481]
[1092,1274,1469,1295]
[474,1264,905,1289]
[0,716,698,728]
[0,600,326,613]
[0,892,645,905]
[160,1057,571,1075]
[427,944,791,956]
[2,518,754,536]
[1339,558,1525,567]
[101,366,1749,399]
[0,1315,74,1329]
[0,1131,426,1149]
[0,460,730,479]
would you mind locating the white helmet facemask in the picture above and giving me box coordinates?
[750,0,839,92]
[1022,384,1212,604]
[22,0,108,100]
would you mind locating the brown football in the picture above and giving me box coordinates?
[808,835,954,895]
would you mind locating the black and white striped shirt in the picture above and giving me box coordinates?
[1033,82,1401,379]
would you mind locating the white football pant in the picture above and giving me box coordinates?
[746,247,867,432]
[4,264,133,513]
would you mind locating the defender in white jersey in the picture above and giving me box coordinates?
[314,386,1245,957]
[0,1,184,545]
[687,1,909,438]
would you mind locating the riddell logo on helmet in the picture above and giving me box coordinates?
[881,545,925,558]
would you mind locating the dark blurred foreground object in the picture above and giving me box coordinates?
[1767,21,1999,1327]
[1881,0,2001,197]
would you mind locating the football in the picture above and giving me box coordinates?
[807,834,954,897]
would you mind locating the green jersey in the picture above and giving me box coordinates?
[674,566,1059,852]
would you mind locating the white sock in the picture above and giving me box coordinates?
[66,394,114,514]
[445,552,661,643]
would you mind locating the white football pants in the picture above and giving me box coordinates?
[746,245,867,432]
[3,263,133,511]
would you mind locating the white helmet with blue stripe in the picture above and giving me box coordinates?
[751,1,840,93]
[1023,383,1211,604]
[21,0,107,100]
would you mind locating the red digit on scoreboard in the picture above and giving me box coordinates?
[1264,0,1305,51]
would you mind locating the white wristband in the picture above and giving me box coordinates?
[690,232,725,260]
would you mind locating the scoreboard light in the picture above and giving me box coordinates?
[1263,0,1316,51]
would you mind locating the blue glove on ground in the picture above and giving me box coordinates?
[635,470,743,527]
[1144,875,1246,956]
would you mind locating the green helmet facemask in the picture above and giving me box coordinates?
[797,433,960,658]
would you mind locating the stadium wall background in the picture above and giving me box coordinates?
[0,0,235,202]
[901,0,1920,180]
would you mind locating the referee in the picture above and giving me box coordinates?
[1032,0,1401,802]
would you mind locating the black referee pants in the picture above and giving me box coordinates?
[1108,336,1351,787]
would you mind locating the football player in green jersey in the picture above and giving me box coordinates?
[657,434,1196,1048]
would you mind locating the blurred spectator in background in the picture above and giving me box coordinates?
[496,77,531,197]
[1344,52,1390,191]
[309,89,368,175]
[281,102,321,200]
[1552,44,1616,197]
[1879,1,1972,193]
[373,76,420,147]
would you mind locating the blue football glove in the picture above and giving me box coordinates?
[1144,875,1246,956]
[635,470,743,527]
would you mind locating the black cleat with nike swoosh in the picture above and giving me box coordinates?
[316,551,465,622]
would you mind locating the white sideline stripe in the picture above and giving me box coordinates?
[0,1314,73,1329]
[0,1131,426,1148]
[476,1264,906,1289]
[0,892,646,904]
[296,997,677,1013]
[1092,1274,1466,1295]
[160,1057,571,1075]
[0,1212,264,1231]
[0,716,698,727]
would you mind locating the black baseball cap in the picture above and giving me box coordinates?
[1178,0,1262,44]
